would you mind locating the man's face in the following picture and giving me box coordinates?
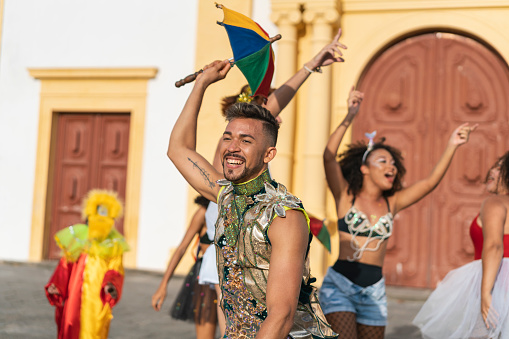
[220,118,275,183]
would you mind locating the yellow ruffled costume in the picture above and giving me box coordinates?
[45,190,129,339]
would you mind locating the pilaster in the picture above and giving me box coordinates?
[269,3,302,188]
[301,3,340,219]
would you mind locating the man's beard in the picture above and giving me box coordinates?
[222,154,262,183]
[224,164,262,183]
[224,166,247,182]
[222,153,264,184]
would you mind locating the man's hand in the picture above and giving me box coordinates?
[167,59,228,202]
[196,60,232,88]
[305,28,347,70]
[47,283,60,295]
[104,282,118,300]
[448,123,478,146]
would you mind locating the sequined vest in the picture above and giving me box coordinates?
[215,170,337,339]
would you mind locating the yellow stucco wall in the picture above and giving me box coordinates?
[186,0,509,282]
[175,0,255,275]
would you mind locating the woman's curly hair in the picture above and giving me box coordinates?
[486,151,509,192]
[500,151,509,191]
[194,195,210,208]
[339,138,406,197]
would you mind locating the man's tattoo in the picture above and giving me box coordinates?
[188,157,216,188]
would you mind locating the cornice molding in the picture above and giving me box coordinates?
[303,8,340,24]
[342,0,509,12]
[301,1,341,24]
[28,68,158,80]
[271,7,302,26]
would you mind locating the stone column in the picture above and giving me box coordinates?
[301,5,339,219]
[269,4,302,189]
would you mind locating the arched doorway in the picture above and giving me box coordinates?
[47,113,130,259]
[354,32,509,288]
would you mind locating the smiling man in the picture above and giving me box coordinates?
[167,59,337,339]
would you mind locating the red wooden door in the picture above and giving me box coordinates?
[354,32,509,287]
[48,113,130,259]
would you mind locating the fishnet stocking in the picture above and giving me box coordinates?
[325,312,357,339]
[324,312,385,339]
[357,323,385,339]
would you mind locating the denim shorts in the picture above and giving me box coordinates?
[318,267,387,326]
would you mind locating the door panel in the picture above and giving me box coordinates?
[97,116,130,199]
[355,35,436,287]
[49,115,95,258]
[48,113,130,259]
[95,115,130,234]
[354,32,509,287]
[430,34,509,285]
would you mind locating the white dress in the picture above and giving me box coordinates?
[198,202,219,285]
[413,258,509,339]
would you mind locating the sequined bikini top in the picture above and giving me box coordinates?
[337,197,393,261]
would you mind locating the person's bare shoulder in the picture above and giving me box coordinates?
[269,209,308,245]
[481,195,508,212]
[480,195,508,232]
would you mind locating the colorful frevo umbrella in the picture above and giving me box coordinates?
[216,3,278,98]
[175,4,280,99]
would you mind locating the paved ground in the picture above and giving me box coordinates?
[0,261,430,338]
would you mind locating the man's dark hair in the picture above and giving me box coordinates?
[225,102,279,147]
[221,85,276,116]
[339,138,406,197]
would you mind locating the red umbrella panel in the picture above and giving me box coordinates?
[309,216,332,253]
[217,4,277,98]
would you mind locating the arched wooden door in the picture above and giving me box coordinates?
[47,113,130,259]
[354,32,509,288]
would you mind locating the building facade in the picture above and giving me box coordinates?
[1,0,508,288]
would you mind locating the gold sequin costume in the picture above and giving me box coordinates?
[215,170,338,339]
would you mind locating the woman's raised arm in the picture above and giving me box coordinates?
[324,87,363,202]
[393,123,477,214]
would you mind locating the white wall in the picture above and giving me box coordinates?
[253,0,279,82]
[253,0,279,40]
[0,0,277,270]
[0,0,198,268]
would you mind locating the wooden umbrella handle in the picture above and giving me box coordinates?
[270,34,282,43]
[175,69,204,88]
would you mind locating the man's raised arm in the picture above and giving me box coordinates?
[167,60,231,202]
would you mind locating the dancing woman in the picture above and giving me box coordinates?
[152,196,218,339]
[319,87,477,339]
[414,152,509,339]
